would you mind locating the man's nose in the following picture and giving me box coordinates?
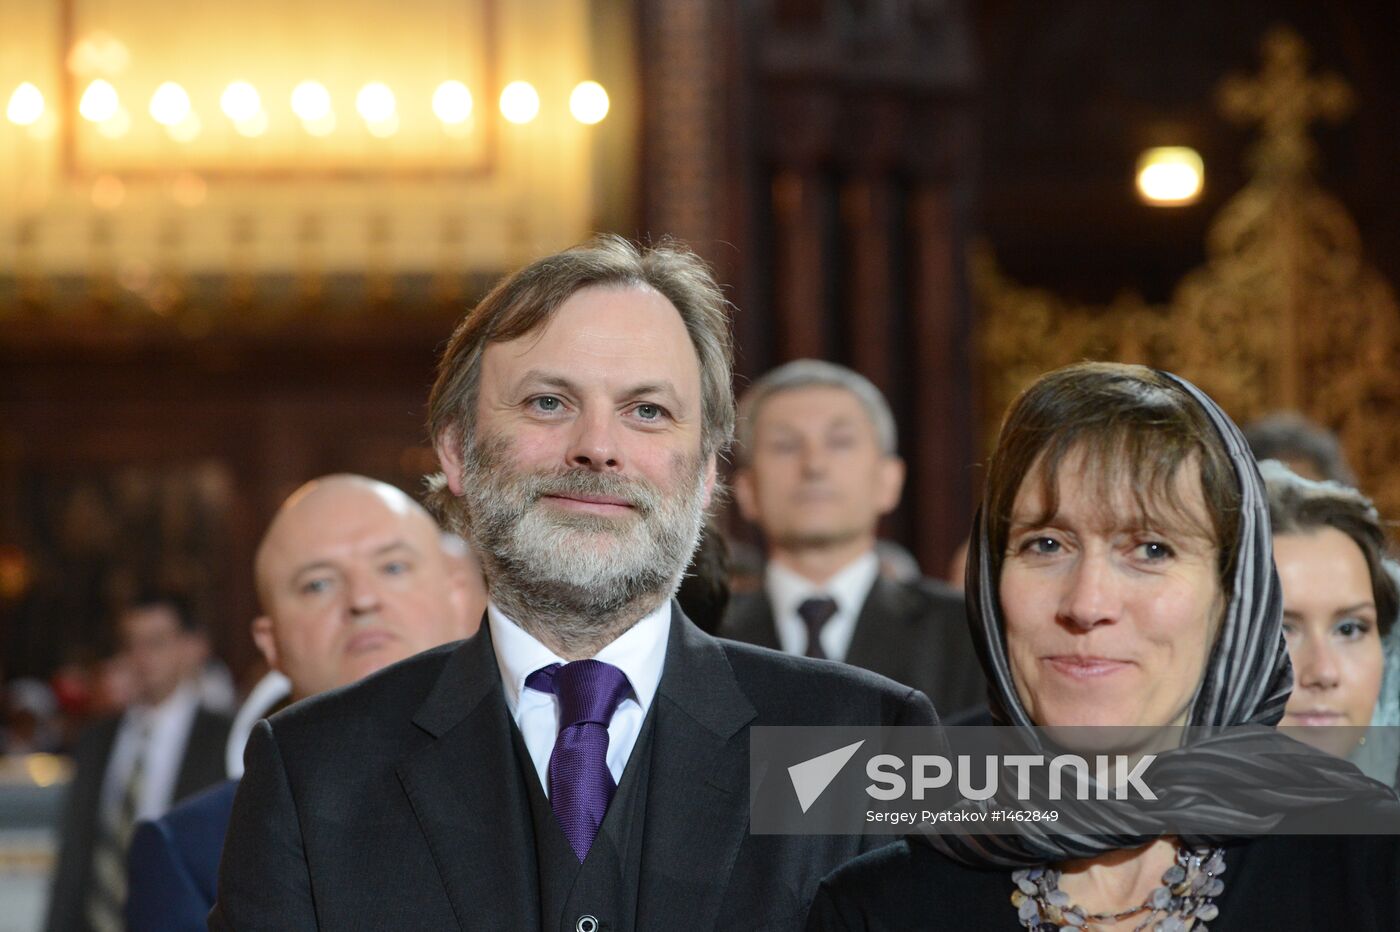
[345,569,383,618]
[566,408,623,471]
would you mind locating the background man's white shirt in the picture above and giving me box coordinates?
[765,550,880,661]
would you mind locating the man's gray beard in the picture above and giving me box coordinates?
[459,432,708,656]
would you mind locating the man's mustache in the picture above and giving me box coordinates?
[516,468,660,516]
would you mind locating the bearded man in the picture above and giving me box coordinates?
[212,236,936,932]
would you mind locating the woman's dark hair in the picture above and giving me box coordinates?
[1262,460,1397,635]
[983,362,1242,592]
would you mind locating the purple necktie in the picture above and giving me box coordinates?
[526,660,632,863]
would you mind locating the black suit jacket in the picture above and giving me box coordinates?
[720,576,986,719]
[45,705,232,932]
[212,605,936,930]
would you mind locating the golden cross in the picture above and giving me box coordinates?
[1217,27,1352,175]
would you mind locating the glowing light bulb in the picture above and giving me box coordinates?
[221,81,261,122]
[149,82,191,127]
[79,79,119,123]
[569,81,609,125]
[1136,147,1204,206]
[291,81,331,122]
[7,83,45,126]
[432,80,473,124]
[356,82,396,123]
[499,81,539,124]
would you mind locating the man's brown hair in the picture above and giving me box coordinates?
[425,235,735,523]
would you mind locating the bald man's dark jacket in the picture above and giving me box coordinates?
[721,576,986,719]
[210,604,935,930]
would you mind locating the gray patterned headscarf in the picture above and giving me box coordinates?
[927,369,1394,868]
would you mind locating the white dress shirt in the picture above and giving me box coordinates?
[489,600,671,795]
[99,681,201,822]
[765,550,880,662]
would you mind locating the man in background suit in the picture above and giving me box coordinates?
[46,593,232,932]
[212,236,936,931]
[721,359,986,717]
[124,474,484,931]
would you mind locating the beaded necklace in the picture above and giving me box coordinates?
[1010,846,1226,931]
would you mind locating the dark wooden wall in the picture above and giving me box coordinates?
[640,0,981,577]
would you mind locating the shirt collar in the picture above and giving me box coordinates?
[765,549,881,623]
[488,599,671,717]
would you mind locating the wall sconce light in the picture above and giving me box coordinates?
[6,83,45,126]
[568,81,608,125]
[499,81,539,125]
[1136,146,1204,206]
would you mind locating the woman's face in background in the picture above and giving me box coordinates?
[1276,528,1384,756]
[999,448,1223,728]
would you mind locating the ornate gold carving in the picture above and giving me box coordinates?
[975,27,1400,519]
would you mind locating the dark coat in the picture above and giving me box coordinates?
[45,706,232,932]
[211,605,936,931]
[721,576,987,719]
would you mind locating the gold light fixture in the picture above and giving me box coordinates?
[149,81,192,127]
[568,81,609,125]
[499,81,539,124]
[432,80,473,125]
[6,83,45,126]
[79,79,120,122]
[1136,147,1204,206]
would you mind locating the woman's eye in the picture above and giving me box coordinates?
[301,578,332,595]
[1135,541,1174,561]
[1336,619,1371,640]
[1280,622,1298,641]
[382,560,410,576]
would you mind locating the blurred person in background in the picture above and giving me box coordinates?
[46,592,232,932]
[1245,411,1356,485]
[125,474,484,932]
[1262,460,1400,787]
[721,359,984,717]
[675,521,731,634]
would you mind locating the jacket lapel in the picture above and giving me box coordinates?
[636,606,757,927]
[843,577,915,678]
[720,591,783,651]
[396,625,541,932]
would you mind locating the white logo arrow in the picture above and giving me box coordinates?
[788,740,866,813]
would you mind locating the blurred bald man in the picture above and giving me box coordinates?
[126,475,483,932]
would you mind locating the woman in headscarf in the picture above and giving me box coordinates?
[807,362,1400,931]
[1261,460,1400,788]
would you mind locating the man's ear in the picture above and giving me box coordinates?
[434,426,466,496]
[251,616,281,672]
[875,455,906,517]
[732,466,761,523]
[700,456,719,511]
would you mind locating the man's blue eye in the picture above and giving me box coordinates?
[636,404,662,420]
[534,396,561,411]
